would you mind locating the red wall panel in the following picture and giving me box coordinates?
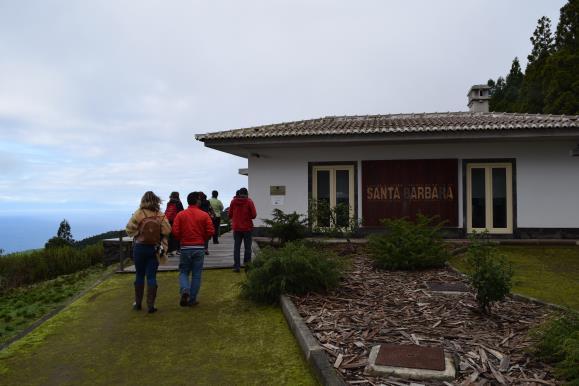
[362,159,459,227]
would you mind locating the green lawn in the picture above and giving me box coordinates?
[0,270,316,386]
[450,246,579,310]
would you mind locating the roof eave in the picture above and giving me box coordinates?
[198,128,579,148]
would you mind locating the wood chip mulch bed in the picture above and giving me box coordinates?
[291,248,558,385]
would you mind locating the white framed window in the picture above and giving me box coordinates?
[466,163,513,234]
[312,165,355,228]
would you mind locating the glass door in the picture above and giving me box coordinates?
[312,165,355,228]
[466,163,513,234]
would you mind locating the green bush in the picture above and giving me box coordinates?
[532,313,579,383]
[240,242,344,304]
[0,243,103,293]
[367,214,449,270]
[465,234,513,313]
[262,209,308,245]
[308,200,360,240]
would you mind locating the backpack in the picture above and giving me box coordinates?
[136,211,164,245]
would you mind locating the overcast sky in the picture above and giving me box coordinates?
[0,0,565,215]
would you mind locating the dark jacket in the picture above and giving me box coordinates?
[229,195,257,232]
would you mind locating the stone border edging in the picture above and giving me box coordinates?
[280,295,347,386]
[251,240,345,385]
[0,268,116,352]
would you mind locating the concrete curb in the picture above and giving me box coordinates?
[0,268,115,352]
[280,295,347,386]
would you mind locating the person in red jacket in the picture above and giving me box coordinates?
[165,191,184,256]
[172,191,214,306]
[229,187,257,272]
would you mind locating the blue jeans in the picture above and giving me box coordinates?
[233,231,252,269]
[133,243,158,286]
[178,248,205,302]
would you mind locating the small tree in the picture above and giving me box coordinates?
[57,219,74,243]
[368,214,449,270]
[465,233,513,314]
[45,219,75,249]
[262,209,308,245]
[308,200,360,240]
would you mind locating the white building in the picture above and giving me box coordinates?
[197,88,579,238]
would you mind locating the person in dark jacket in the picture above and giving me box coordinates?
[165,192,184,256]
[199,192,215,255]
[229,187,257,272]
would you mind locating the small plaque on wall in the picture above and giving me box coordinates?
[271,196,284,206]
[270,185,286,195]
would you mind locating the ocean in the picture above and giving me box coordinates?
[0,211,131,254]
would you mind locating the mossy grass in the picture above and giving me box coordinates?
[0,265,108,344]
[0,271,317,385]
[450,245,579,310]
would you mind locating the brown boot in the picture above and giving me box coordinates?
[147,285,158,313]
[133,283,144,310]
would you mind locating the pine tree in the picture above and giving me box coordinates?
[45,219,75,249]
[555,0,579,51]
[528,16,555,65]
[520,17,555,113]
[543,0,579,114]
[489,58,523,112]
[57,219,74,243]
[489,0,578,115]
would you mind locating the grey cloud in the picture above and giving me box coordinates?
[0,0,566,213]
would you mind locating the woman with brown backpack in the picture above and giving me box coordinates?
[126,191,171,313]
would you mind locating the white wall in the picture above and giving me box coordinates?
[247,139,579,229]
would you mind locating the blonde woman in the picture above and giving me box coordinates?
[126,191,171,313]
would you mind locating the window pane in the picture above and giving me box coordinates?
[316,170,330,227]
[471,168,486,228]
[335,170,350,227]
[492,168,507,228]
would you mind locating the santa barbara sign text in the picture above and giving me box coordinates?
[362,159,458,227]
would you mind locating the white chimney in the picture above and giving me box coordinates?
[467,85,491,113]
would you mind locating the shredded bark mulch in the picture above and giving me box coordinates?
[291,249,558,385]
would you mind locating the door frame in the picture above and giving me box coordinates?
[462,159,517,235]
[308,161,358,227]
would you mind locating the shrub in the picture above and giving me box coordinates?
[532,312,579,383]
[368,214,449,270]
[262,209,308,245]
[465,233,513,313]
[0,243,103,293]
[240,242,344,304]
[308,200,360,240]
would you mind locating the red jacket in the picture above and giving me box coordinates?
[172,205,215,246]
[229,196,257,232]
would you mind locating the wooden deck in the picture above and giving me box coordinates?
[121,231,257,272]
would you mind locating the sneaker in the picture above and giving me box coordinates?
[188,300,199,307]
[180,293,189,307]
[205,250,210,255]
[213,240,219,244]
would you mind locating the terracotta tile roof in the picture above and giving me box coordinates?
[196,112,579,141]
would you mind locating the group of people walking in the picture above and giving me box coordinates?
[125,188,256,313]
